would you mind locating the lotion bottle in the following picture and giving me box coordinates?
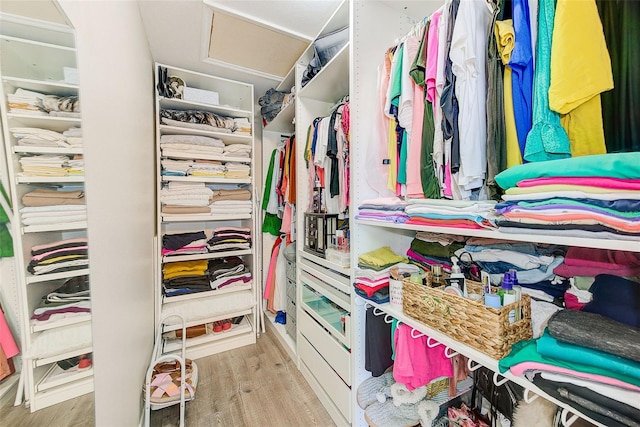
[449,256,466,297]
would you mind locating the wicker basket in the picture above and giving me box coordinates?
[402,278,532,359]
[426,376,450,398]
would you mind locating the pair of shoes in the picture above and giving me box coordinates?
[213,319,232,333]
[146,359,198,406]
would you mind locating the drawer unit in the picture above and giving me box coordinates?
[286,259,296,281]
[299,334,352,423]
[286,278,296,302]
[299,274,350,346]
[299,308,351,385]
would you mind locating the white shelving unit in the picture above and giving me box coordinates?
[349,2,639,427]
[154,63,258,361]
[293,2,352,426]
[0,17,93,411]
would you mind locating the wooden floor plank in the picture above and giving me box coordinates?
[1,329,335,427]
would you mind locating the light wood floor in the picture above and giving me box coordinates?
[1,329,335,427]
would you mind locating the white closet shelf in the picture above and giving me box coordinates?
[355,219,640,253]
[162,248,252,263]
[161,152,251,163]
[159,124,252,144]
[0,34,76,52]
[163,282,253,304]
[162,315,252,353]
[33,345,93,368]
[298,43,350,104]
[161,176,251,184]
[7,113,81,126]
[30,376,93,413]
[22,221,87,234]
[161,308,253,333]
[36,363,93,392]
[31,314,92,333]
[13,146,84,155]
[263,101,295,133]
[2,76,79,96]
[300,249,351,277]
[360,298,610,427]
[162,213,252,223]
[17,176,84,184]
[26,268,89,284]
[158,97,252,118]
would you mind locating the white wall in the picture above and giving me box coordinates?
[57,2,156,425]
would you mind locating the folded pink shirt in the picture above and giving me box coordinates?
[517,176,640,190]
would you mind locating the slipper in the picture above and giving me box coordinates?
[364,399,421,427]
[356,371,394,410]
[221,319,232,331]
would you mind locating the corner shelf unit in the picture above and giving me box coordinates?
[348,2,639,427]
[0,17,93,412]
[154,63,258,361]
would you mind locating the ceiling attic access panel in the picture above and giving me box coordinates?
[207,10,309,79]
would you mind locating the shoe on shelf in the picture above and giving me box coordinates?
[213,321,223,333]
[221,319,232,331]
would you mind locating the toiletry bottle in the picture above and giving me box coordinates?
[449,256,466,296]
[509,270,522,321]
[431,264,444,287]
[501,273,516,323]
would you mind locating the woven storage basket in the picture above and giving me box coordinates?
[402,278,532,359]
[426,376,449,398]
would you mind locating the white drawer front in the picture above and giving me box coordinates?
[299,335,351,422]
[299,309,351,385]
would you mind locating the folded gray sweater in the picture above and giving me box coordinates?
[547,309,640,363]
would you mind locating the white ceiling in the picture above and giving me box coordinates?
[137,0,342,98]
[0,0,69,25]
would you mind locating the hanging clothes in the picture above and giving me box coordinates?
[509,0,534,160]
[597,0,640,153]
[263,235,282,313]
[496,19,521,169]
[450,0,492,195]
[486,0,507,195]
[0,304,19,363]
[549,0,613,157]
[262,149,282,235]
[523,0,571,162]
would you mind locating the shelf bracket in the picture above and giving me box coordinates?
[492,372,509,387]
[410,328,425,339]
[466,359,482,372]
[523,388,539,403]
[426,336,440,348]
[561,408,579,427]
[444,347,459,358]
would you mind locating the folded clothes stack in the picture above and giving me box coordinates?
[208,256,251,290]
[207,226,251,252]
[19,155,72,177]
[210,199,252,215]
[28,238,89,276]
[8,88,80,118]
[162,231,208,257]
[189,160,225,177]
[494,152,640,240]
[224,162,251,179]
[223,144,251,158]
[160,109,235,133]
[500,309,640,427]
[31,275,90,325]
[10,127,71,148]
[233,117,252,135]
[161,182,213,215]
[162,259,210,297]
[355,247,409,304]
[161,158,192,176]
[404,199,497,229]
[355,197,408,224]
[160,134,225,158]
[20,187,87,227]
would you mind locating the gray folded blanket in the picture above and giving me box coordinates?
[547,310,640,363]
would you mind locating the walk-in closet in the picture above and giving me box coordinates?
[0,1,638,427]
